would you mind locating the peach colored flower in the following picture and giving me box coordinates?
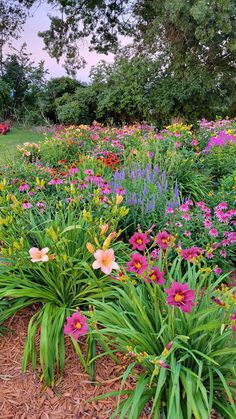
[29,247,49,262]
[92,248,119,275]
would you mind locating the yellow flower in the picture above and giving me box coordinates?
[115,194,123,205]
[103,232,117,250]
[86,242,95,254]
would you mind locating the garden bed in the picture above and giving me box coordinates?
[0,309,132,418]
[0,120,235,418]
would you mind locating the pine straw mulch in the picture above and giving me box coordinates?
[0,309,137,419]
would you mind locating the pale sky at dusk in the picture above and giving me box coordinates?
[10,3,115,82]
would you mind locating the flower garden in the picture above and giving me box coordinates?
[0,119,236,418]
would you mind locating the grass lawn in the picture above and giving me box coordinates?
[0,127,45,162]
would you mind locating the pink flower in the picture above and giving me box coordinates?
[19,182,30,192]
[206,252,214,259]
[78,182,88,190]
[182,213,191,221]
[204,219,212,229]
[129,232,149,251]
[230,312,236,332]
[150,248,160,260]
[209,228,218,237]
[190,139,198,146]
[64,311,88,339]
[84,169,94,175]
[92,248,119,275]
[215,210,230,223]
[158,360,170,369]
[166,207,174,214]
[213,267,222,275]
[48,178,63,185]
[99,186,112,194]
[183,230,191,237]
[156,231,173,250]
[175,222,183,227]
[146,267,165,284]
[29,247,49,262]
[126,253,148,275]
[165,281,195,313]
[179,203,189,212]
[181,246,203,263]
[22,200,31,209]
[215,202,228,211]
[225,232,236,244]
[220,249,227,257]
[68,166,79,175]
[115,187,126,195]
[36,202,46,212]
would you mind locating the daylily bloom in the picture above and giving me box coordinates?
[156,231,173,250]
[146,267,165,284]
[92,248,119,275]
[29,247,49,262]
[126,253,148,275]
[181,246,203,263]
[165,281,195,313]
[129,232,149,251]
[64,311,88,339]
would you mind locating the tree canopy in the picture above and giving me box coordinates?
[1,1,236,76]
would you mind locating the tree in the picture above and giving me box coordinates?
[42,76,84,121]
[0,0,33,75]
[1,44,48,122]
[2,1,235,78]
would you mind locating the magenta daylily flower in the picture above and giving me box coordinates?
[126,253,148,275]
[146,267,165,284]
[129,232,149,251]
[64,311,88,339]
[180,246,203,263]
[165,281,195,313]
[156,231,173,250]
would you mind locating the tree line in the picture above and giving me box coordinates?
[0,0,235,125]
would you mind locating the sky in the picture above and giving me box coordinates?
[10,3,115,82]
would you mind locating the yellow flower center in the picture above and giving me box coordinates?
[136,239,143,244]
[150,273,156,281]
[174,293,184,303]
[101,255,113,266]
[135,262,142,269]
[75,321,82,329]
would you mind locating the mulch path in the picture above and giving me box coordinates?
[0,309,135,419]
